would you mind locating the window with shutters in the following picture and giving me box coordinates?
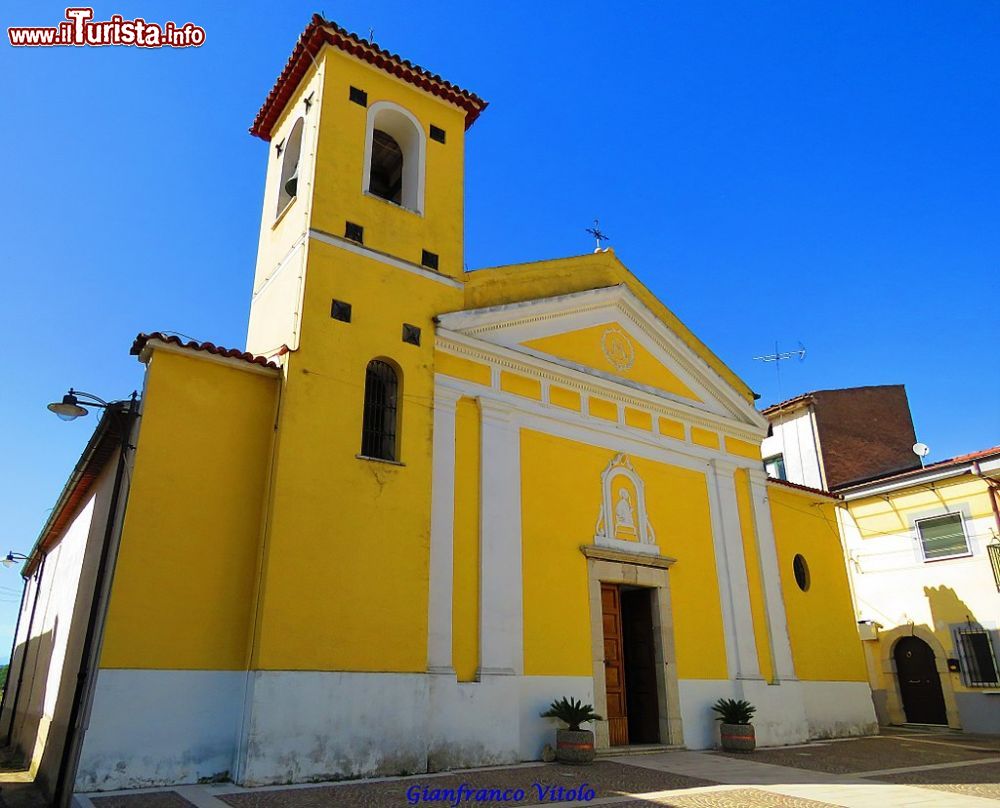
[915,512,971,562]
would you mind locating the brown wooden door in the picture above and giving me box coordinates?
[895,637,947,725]
[601,583,628,746]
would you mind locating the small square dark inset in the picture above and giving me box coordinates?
[349,86,368,107]
[345,222,364,243]
[429,125,446,144]
[330,299,352,323]
[421,250,439,271]
[402,324,421,346]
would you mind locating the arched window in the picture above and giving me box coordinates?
[363,102,425,213]
[361,359,400,461]
[276,117,304,216]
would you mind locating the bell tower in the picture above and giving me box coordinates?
[237,17,489,684]
[245,15,486,357]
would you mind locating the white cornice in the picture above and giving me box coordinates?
[308,228,464,289]
[436,285,765,429]
[435,330,764,444]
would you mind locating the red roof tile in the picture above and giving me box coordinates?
[767,477,840,500]
[131,332,280,369]
[836,444,1000,491]
[251,15,488,141]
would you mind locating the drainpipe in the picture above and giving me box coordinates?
[3,554,46,747]
[52,399,138,807]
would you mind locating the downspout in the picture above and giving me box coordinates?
[52,398,139,807]
[3,554,46,746]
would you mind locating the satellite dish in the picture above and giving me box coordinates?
[912,442,930,458]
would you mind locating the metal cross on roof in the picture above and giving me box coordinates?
[586,219,610,252]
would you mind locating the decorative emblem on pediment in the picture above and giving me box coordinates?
[601,327,635,371]
[594,453,657,550]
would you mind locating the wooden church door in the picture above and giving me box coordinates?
[601,583,629,745]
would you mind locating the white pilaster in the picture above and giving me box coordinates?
[478,397,523,677]
[706,459,761,680]
[427,386,462,674]
[747,469,797,681]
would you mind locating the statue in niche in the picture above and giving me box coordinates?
[594,453,657,550]
[614,488,636,532]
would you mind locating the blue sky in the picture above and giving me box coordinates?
[1,2,998,661]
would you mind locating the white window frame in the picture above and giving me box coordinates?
[914,511,972,563]
[362,101,426,215]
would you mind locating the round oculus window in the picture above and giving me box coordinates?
[793,554,810,592]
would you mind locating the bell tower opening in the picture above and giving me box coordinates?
[369,130,403,204]
[363,101,426,214]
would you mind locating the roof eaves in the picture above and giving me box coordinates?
[250,15,488,141]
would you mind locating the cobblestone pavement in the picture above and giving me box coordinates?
[91,793,197,808]
[615,788,842,807]
[217,762,714,808]
[714,734,997,773]
[71,734,1000,808]
[874,760,1000,802]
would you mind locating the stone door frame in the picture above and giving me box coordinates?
[582,545,683,748]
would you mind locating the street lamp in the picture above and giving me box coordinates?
[1,552,29,569]
[47,389,111,421]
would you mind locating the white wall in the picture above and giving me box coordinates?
[76,669,245,792]
[839,504,999,633]
[761,407,824,489]
[2,461,116,797]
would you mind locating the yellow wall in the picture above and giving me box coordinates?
[520,430,728,680]
[523,323,700,401]
[769,485,867,681]
[311,49,468,278]
[101,350,279,670]
[249,238,462,672]
[452,397,481,681]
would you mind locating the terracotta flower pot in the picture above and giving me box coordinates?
[555,728,595,764]
[719,722,755,752]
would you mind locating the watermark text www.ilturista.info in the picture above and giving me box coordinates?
[8,7,204,48]
[406,782,596,805]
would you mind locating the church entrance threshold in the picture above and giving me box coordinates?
[601,583,660,746]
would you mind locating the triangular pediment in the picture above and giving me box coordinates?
[436,285,766,427]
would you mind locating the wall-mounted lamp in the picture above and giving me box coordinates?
[47,389,111,421]
[2,552,29,569]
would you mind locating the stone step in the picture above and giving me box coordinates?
[596,743,684,757]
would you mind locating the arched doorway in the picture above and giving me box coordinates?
[894,636,947,724]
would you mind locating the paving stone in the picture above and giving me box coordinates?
[91,792,197,808]
[874,760,1000,801]
[714,736,995,774]
[616,788,840,807]
[217,762,715,808]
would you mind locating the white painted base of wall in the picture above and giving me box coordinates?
[76,669,245,792]
[677,678,876,750]
[237,671,592,786]
[76,670,876,791]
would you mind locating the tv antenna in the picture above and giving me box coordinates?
[754,342,807,473]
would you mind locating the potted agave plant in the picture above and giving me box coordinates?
[540,697,602,764]
[712,698,757,752]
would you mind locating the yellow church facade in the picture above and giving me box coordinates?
[4,16,876,797]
